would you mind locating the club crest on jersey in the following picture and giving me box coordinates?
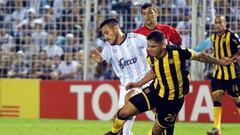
[119,57,137,69]
[169,58,174,64]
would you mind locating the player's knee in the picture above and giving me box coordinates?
[124,90,138,103]
[212,92,224,102]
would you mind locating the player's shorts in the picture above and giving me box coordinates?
[118,85,142,108]
[211,78,240,97]
[129,87,184,128]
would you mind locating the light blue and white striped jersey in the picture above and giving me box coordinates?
[102,33,150,86]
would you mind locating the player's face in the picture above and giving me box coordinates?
[101,25,118,45]
[147,40,165,57]
[214,17,226,32]
[141,7,158,26]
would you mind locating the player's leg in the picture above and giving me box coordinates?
[104,87,156,135]
[122,89,140,135]
[151,121,165,135]
[228,79,240,115]
[152,97,184,135]
[165,125,174,135]
[104,101,139,135]
[207,79,224,135]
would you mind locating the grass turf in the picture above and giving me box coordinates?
[0,118,239,135]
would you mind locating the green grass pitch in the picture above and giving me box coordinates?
[0,118,239,135]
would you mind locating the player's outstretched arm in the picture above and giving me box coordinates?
[192,51,234,66]
[90,48,108,75]
[126,70,155,90]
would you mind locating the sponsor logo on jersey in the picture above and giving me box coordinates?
[119,57,137,69]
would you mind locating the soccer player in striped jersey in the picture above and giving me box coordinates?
[207,15,240,135]
[103,30,234,135]
[91,18,151,135]
[134,3,182,135]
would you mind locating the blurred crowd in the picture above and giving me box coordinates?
[0,0,239,80]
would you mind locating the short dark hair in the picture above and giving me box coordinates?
[141,3,158,12]
[147,30,165,43]
[100,18,119,29]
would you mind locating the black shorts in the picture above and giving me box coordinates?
[129,87,158,112]
[129,87,184,128]
[211,78,240,97]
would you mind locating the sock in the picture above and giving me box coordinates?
[122,116,135,135]
[111,116,126,133]
[166,125,174,135]
[147,129,152,135]
[213,106,222,129]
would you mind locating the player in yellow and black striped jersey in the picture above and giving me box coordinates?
[146,46,191,100]
[207,15,240,135]
[103,30,234,135]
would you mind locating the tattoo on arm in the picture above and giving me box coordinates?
[198,53,220,64]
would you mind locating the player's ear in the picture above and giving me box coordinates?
[113,25,119,31]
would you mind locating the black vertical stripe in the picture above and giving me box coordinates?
[220,66,224,80]
[158,56,170,99]
[214,67,219,79]
[168,51,179,99]
[217,35,222,60]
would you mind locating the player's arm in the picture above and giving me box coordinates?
[230,33,240,60]
[191,50,233,66]
[90,48,108,75]
[126,69,155,90]
[169,25,182,45]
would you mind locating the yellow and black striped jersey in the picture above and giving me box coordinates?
[147,45,193,100]
[210,29,240,80]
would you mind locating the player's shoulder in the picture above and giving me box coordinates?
[227,29,239,39]
[156,23,174,29]
[127,33,146,40]
[134,25,146,32]
[166,45,182,50]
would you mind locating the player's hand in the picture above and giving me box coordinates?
[90,48,103,63]
[126,82,141,90]
[219,57,235,66]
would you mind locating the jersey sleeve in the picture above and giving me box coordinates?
[179,47,193,60]
[168,25,182,45]
[101,45,111,63]
[134,33,148,48]
[230,32,240,49]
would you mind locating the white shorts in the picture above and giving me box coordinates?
[118,82,151,108]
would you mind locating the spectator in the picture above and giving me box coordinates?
[0,27,15,54]
[22,34,40,59]
[57,52,79,80]
[43,34,63,58]
[31,19,48,49]
[176,12,192,48]
[7,50,28,78]
[63,33,79,55]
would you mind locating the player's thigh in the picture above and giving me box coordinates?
[118,86,128,108]
[124,88,141,103]
[156,98,184,128]
[118,100,139,118]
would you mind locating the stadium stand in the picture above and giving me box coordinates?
[0,0,239,80]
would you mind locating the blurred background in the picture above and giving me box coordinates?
[0,1,240,134]
[0,0,239,81]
